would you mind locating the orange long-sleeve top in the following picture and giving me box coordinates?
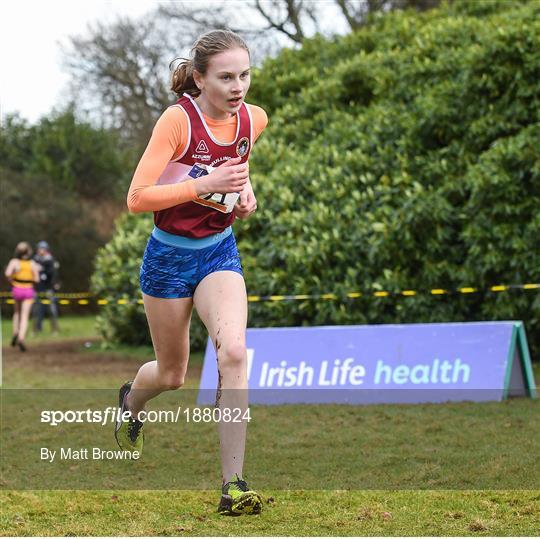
[127,103,268,213]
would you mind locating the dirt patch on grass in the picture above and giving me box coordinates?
[2,339,140,378]
[2,339,203,382]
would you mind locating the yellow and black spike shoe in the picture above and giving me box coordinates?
[217,473,263,516]
[114,381,144,455]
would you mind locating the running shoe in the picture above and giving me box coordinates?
[11,334,18,347]
[114,381,144,454]
[217,473,263,516]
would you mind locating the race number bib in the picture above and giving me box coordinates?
[188,164,240,214]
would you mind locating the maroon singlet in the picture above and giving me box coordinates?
[154,93,253,238]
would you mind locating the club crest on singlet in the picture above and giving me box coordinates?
[236,137,249,157]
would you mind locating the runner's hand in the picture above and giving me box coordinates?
[196,157,248,195]
[234,180,257,219]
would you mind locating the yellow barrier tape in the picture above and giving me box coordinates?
[401,290,417,296]
[0,292,90,299]
[491,285,507,292]
[1,283,539,305]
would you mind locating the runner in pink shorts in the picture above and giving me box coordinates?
[12,286,36,301]
[4,242,40,351]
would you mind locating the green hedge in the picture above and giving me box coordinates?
[92,0,540,357]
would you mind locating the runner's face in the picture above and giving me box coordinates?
[195,48,251,120]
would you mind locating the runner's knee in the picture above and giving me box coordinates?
[158,370,185,390]
[219,342,247,370]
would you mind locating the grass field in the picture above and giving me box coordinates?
[1,315,539,536]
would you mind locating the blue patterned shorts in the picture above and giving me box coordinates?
[140,227,243,299]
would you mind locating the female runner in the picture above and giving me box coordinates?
[115,29,267,516]
[4,242,40,351]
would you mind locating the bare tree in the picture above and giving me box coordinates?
[61,12,194,149]
[335,0,445,30]
[251,0,321,43]
[156,1,292,62]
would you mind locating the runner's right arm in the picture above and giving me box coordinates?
[127,108,197,213]
[4,259,16,280]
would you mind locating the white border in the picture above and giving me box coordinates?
[170,104,191,162]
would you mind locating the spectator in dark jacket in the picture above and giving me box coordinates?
[33,241,60,333]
